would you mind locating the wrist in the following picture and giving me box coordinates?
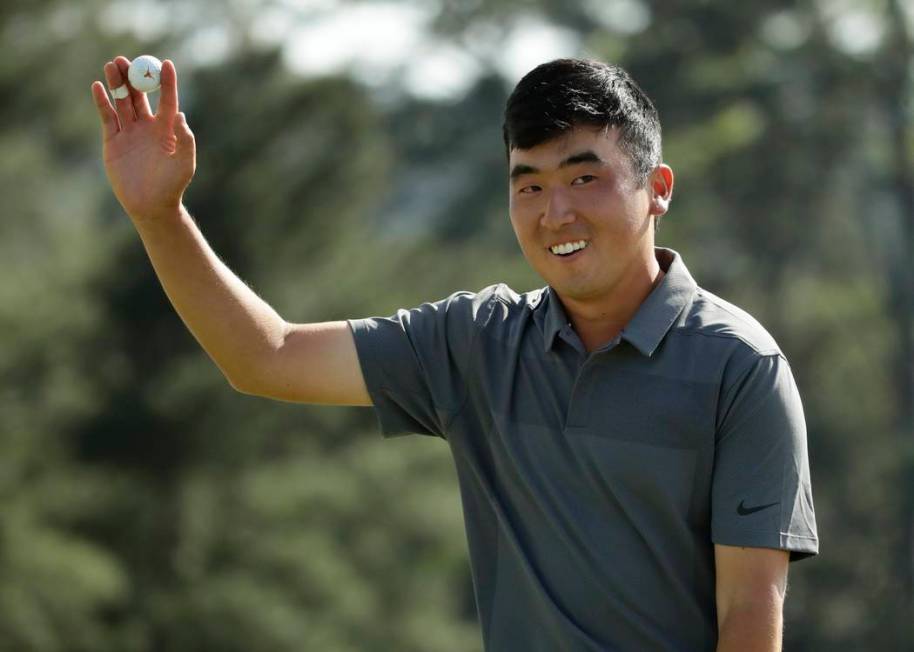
[129,202,186,235]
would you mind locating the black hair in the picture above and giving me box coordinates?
[503,58,662,187]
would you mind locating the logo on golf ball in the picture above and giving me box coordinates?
[128,55,162,94]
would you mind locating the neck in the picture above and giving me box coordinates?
[559,249,665,353]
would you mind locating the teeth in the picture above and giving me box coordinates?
[550,240,588,255]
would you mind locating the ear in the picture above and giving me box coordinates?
[648,164,674,217]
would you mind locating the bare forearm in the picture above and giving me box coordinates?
[716,602,782,652]
[131,205,285,388]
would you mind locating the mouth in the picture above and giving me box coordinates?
[547,239,589,260]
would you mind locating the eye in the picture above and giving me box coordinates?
[518,185,541,194]
[572,175,596,185]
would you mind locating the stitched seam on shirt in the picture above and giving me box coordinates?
[668,328,781,357]
[441,289,496,434]
[405,289,487,436]
[713,526,782,536]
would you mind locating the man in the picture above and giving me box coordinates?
[92,56,818,651]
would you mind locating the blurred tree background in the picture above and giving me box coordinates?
[1,0,911,649]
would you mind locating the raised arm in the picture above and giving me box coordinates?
[91,56,370,406]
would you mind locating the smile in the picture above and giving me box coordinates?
[548,240,589,256]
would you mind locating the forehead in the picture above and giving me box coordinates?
[508,126,624,169]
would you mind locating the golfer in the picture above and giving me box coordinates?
[92,56,818,651]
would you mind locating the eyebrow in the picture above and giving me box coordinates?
[509,150,606,181]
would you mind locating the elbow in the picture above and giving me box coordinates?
[219,359,260,395]
[228,376,256,395]
[226,367,267,396]
[223,368,251,395]
[224,323,289,397]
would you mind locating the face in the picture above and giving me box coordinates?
[508,126,671,302]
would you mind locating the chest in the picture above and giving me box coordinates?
[464,330,720,524]
[476,329,718,442]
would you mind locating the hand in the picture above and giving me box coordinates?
[91,56,196,222]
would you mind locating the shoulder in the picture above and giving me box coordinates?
[441,282,538,322]
[403,283,534,339]
[677,286,782,357]
[435,283,543,351]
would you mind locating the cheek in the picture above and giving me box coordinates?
[509,199,538,229]
[510,193,537,216]
[578,179,621,211]
[625,193,652,227]
[588,184,649,231]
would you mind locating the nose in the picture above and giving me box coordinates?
[540,188,576,230]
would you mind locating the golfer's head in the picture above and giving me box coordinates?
[503,59,662,188]
[503,59,673,301]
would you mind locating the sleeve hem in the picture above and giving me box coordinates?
[711,529,819,562]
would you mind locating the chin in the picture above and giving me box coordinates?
[533,258,600,296]
[550,278,600,300]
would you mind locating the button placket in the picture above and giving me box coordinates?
[566,359,596,429]
[565,338,622,429]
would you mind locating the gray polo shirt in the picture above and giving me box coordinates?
[348,247,819,652]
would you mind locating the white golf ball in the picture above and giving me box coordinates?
[127,55,162,93]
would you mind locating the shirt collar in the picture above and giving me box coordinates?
[530,247,697,357]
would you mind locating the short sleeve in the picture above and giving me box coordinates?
[347,289,491,440]
[711,351,819,562]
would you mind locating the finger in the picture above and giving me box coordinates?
[156,59,179,122]
[91,81,120,141]
[104,60,136,126]
[114,55,153,120]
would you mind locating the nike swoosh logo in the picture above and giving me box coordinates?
[737,500,779,516]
